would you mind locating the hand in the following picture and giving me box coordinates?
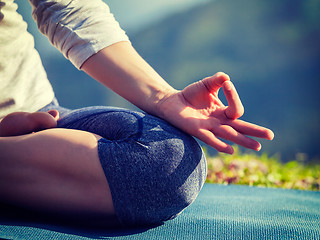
[157,72,274,154]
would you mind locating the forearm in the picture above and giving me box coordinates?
[81,41,177,116]
[30,0,176,115]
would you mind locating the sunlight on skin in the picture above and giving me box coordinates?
[0,45,273,155]
[80,42,274,155]
[159,72,274,155]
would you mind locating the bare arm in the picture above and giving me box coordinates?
[29,0,273,153]
[81,41,175,116]
[81,42,274,154]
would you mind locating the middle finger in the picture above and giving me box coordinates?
[213,124,261,151]
[227,119,274,140]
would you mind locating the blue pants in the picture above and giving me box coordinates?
[39,100,207,226]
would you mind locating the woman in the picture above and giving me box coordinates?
[0,0,273,227]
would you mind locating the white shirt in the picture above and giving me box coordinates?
[0,0,129,118]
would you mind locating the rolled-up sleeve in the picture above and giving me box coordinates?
[29,0,130,69]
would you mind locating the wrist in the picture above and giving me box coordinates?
[152,87,180,119]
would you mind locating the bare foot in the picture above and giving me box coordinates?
[0,110,59,137]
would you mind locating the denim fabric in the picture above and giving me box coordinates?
[38,101,207,226]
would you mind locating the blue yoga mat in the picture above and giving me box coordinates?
[1,184,319,240]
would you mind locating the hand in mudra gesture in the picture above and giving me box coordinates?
[158,72,274,154]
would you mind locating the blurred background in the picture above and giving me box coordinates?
[17,0,320,162]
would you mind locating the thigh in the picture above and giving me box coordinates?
[55,106,207,226]
[0,129,116,225]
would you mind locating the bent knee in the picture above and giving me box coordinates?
[102,129,207,226]
[142,137,207,225]
[154,136,207,222]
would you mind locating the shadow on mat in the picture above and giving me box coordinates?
[0,202,160,238]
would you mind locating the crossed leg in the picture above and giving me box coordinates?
[0,128,116,226]
[0,106,207,227]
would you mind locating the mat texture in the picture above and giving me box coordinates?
[1,184,319,240]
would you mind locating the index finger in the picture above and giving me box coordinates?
[201,72,230,93]
[223,81,244,120]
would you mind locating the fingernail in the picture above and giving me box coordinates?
[224,81,233,90]
[257,144,261,151]
[268,130,274,140]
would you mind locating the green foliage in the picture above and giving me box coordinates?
[205,147,320,191]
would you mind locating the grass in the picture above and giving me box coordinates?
[205,147,320,191]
